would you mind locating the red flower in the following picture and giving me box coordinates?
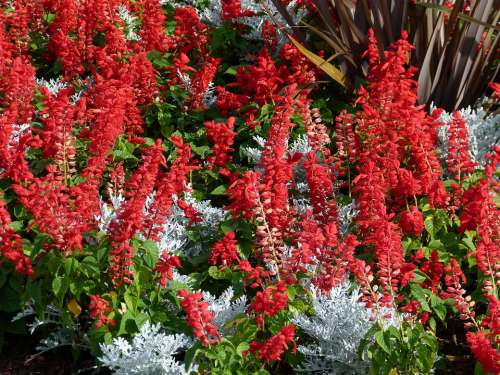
[226,171,259,220]
[215,86,248,115]
[209,232,240,266]
[420,250,445,293]
[335,110,357,171]
[489,82,500,99]
[174,7,209,54]
[178,289,220,346]
[250,324,296,362]
[89,295,115,329]
[250,281,288,318]
[441,259,474,321]
[177,199,202,225]
[447,112,476,180]
[154,253,181,287]
[108,140,165,287]
[205,117,237,173]
[237,260,270,288]
[399,206,424,237]
[303,152,336,224]
[143,136,197,241]
[221,0,255,20]
[466,331,500,374]
[187,57,220,110]
[138,0,172,52]
[0,197,34,277]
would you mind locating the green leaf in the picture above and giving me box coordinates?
[52,276,69,301]
[141,240,159,268]
[374,331,390,354]
[8,221,23,232]
[190,144,211,158]
[124,293,138,314]
[410,284,431,312]
[224,66,238,75]
[236,342,250,357]
[80,256,99,277]
[462,237,476,251]
[208,266,232,280]
[424,216,435,237]
[63,257,78,276]
[428,239,444,251]
[210,185,227,195]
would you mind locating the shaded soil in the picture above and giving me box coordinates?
[0,333,108,375]
[434,318,475,375]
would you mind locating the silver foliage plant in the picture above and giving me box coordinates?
[293,281,372,375]
[434,103,500,169]
[156,190,227,256]
[12,302,84,363]
[203,286,247,334]
[337,201,358,238]
[99,322,194,375]
[118,4,140,41]
[293,280,404,375]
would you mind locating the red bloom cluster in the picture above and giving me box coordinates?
[174,7,209,54]
[154,253,181,287]
[249,324,296,362]
[187,57,220,110]
[0,197,33,277]
[227,171,260,220]
[221,0,255,20]
[335,110,357,173]
[177,199,202,226]
[177,289,220,346]
[143,136,197,241]
[237,260,270,289]
[466,331,500,374]
[303,152,336,223]
[441,259,474,321]
[205,116,237,175]
[250,281,288,317]
[209,231,240,266]
[89,295,115,329]
[469,153,500,296]
[108,141,165,287]
[138,0,172,52]
[399,206,424,237]
[447,112,475,180]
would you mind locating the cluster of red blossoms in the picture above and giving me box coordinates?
[177,289,220,346]
[89,295,115,329]
[249,324,296,362]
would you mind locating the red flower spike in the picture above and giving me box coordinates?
[89,295,115,329]
[399,206,424,237]
[0,197,34,277]
[221,0,255,20]
[250,281,288,318]
[205,117,237,171]
[447,112,476,179]
[178,289,220,346]
[108,140,165,287]
[466,331,500,374]
[154,253,181,287]
[249,324,296,362]
[209,231,240,266]
[187,57,220,110]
